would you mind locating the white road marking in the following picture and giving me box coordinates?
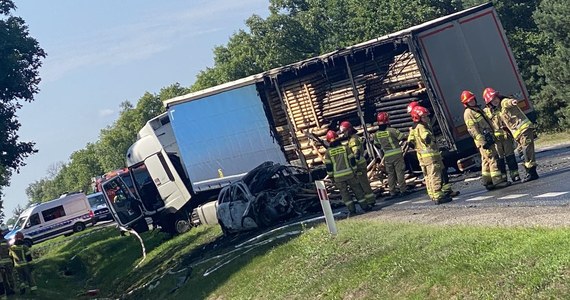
[466,196,494,201]
[498,194,528,200]
[395,200,411,205]
[413,200,431,204]
[465,177,481,182]
[534,192,569,198]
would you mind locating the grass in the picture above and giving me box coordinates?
[25,219,570,299]
[536,130,570,148]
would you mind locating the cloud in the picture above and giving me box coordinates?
[98,109,115,117]
[40,0,267,82]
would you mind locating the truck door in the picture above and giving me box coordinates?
[101,177,145,227]
[411,5,531,152]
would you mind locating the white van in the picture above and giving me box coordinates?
[4,193,95,246]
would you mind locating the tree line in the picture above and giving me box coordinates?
[1,0,569,223]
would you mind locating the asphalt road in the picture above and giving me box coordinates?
[374,143,570,212]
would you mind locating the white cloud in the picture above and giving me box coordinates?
[98,109,115,117]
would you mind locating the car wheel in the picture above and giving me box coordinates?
[73,222,86,233]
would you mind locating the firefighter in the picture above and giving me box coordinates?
[461,90,510,190]
[483,91,521,182]
[406,102,459,197]
[483,87,538,182]
[0,225,15,298]
[9,232,36,295]
[373,112,408,198]
[407,106,453,205]
[339,121,375,208]
[324,130,372,214]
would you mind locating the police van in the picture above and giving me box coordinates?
[4,193,95,246]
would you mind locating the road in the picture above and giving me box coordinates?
[363,143,570,226]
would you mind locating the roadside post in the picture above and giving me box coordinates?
[315,180,338,236]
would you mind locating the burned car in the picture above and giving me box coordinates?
[215,162,320,234]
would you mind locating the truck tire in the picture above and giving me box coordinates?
[73,222,86,233]
[166,212,191,234]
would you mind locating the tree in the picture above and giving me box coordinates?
[0,0,46,219]
[534,0,570,129]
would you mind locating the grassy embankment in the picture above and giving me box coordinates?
[536,130,570,148]
[27,218,570,299]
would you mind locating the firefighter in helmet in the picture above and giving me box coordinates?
[482,89,521,182]
[373,112,408,198]
[339,121,375,208]
[9,232,36,295]
[483,87,538,182]
[461,90,510,190]
[324,130,372,214]
[406,102,458,198]
[407,106,453,204]
[0,225,15,298]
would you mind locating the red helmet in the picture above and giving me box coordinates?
[339,121,352,133]
[326,130,338,142]
[460,90,476,106]
[407,101,419,114]
[376,112,389,125]
[15,231,24,241]
[411,106,430,123]
[483,87,498,104]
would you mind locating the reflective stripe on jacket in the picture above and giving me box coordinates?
[324,144,355,182]
[373,127,405,157]
[464,107,493,148]
[347,134,367,168]
[484,106,509,139]
[9,244,31,267]
[500,98,532,139]
[407,123,440,160]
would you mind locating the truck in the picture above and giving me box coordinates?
[101,3,535,234]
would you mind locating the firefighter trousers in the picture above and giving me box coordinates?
[336,177,367,213]
[0,264,15,296]
[517,128,536,169]
[15,265,36,291]
[479,146,505,186]
[495,136,519,179]
[355,163,375,206]
[385,154,407,195]
[419,158,445,201]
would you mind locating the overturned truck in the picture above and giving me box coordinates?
[101,3,535,234]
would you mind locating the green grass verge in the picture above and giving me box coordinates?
[28,220,570,299]
[536,130,570,148]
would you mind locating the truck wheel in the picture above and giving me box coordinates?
[73,222,86,233]
[168,213,191,234]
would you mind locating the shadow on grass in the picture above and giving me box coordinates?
[124,214,330,299]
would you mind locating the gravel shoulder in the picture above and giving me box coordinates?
[358,142,570,228]
[361,205,570,228]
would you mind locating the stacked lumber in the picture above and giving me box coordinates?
[265,50,428,192]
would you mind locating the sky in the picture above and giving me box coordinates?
[3,0,270,219]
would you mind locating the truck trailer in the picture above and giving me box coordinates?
[101,3,534,233]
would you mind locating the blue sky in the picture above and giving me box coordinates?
[3,0,270,218]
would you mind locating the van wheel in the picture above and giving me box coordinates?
[73,222,86,233]
[23,239,33,248]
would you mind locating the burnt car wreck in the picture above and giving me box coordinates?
[216,162,320,234]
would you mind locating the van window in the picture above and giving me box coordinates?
[27,213,41,228]
[42,205,66,222]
